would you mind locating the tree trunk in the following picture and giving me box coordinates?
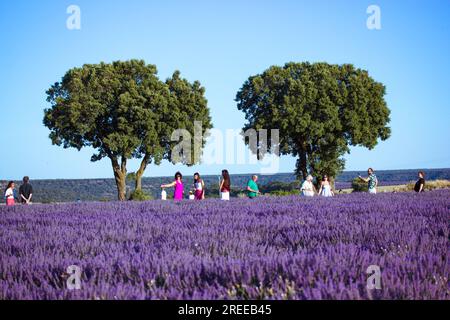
[135,154,150,191]
[135,175,142,192]
[114,170,126,201]
[111,156,127,201]
[296,141,308,180]
[309,162,322,190]
[299,151,308,181]
[329,176,336,192]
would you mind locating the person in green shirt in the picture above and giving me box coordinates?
[247,175,260,198]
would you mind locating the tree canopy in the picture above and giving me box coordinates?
[44,60,212,200]
[236,62,391,182]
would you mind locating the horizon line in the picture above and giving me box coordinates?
[1,167,449,182]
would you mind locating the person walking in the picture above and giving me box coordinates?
[193,172,205,200]
[161,172,184,201]
[19,176,33,205]
[4,181,16,206]
[301,175,316,197]
[414,171,425,193]
[359,168,378,194]
[318,175,334,197]
[247,175,260,199]
[219,170,231,201]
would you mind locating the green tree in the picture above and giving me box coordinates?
[133,71,212,191]
[236,62,391,183]
[44,60,212,200]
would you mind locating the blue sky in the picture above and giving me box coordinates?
[0,0,449,179]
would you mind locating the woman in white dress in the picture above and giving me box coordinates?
[318,175,334,197]
[301,175,316,197]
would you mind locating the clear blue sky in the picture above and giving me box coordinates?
[0,0,449,179]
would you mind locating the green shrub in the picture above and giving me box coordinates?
[126,172,137,183]
[351,178,368,192]
[269,190,299,197]
[130,189,153,201]
[260,181,299,194]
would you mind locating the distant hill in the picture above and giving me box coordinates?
[2,168,449,203]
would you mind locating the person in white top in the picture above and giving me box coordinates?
[4,181,16,206]
[318,175,334,197]
[219,170,231,201]
[301,175,316,197]
[193,172,205,200]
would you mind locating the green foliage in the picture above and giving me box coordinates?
[268,190,299,197]
[44,60,162,160]
[236,62,391,182]
[351,178,368,192]
[164,71,213,165]
[130,189,153,201]
[203,184,220,198]
[126,172,137,183]
[43,60,212,200]
[260,181,299,194]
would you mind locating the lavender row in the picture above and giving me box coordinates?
[0,190,448,300]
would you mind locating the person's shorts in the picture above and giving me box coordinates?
[369,188,377,194]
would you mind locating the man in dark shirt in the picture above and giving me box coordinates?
[414,171,425,193]
[19,176,33,204]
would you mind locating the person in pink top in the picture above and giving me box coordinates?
[161,172,184,201]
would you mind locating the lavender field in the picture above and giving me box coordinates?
[0,190,449,300]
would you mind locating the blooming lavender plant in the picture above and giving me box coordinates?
[0,190,448,300]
